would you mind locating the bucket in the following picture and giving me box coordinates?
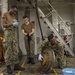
[62,68,75,75]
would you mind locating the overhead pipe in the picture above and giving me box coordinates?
[27,0,44,40]
[1,0,8,30]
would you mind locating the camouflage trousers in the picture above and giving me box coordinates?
[24,34,35,58]
[55,50,66,68]
[3,28,19,66]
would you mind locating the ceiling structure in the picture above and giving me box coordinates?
[15,0,75,9]
[0,0,75,32]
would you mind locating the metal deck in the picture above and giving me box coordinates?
[0,56,75,75]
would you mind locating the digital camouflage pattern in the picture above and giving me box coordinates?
[21,22,35,59]
[51,39,66,68]
[24,34,35,58]
[2,10,20,66]
[3,28,19,66]
[39,38,66,68]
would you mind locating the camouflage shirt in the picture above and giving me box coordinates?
[38,38,51,54]
[38,38,64,55]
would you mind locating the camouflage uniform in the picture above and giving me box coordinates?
[24,34,35,58]
[38,38,50,54]
[51,40,66,68]
[2,12,19,66]
[21,22,35,58]
[39,38,66,68]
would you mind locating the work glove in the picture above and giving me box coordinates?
[38,54,43,61]
[13,21,19,27]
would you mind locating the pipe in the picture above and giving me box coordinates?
[1,0,8,30]
[35,0,44,40]
[1,0,8,14]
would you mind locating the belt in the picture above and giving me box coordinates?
[4,27,16,30]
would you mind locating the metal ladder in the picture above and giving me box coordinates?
[38,0,74,57]
[40,0,72,35]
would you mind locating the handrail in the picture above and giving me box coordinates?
[41,0,72,35]
[38,7,74,57]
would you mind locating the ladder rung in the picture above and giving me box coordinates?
[43,10,55,18]
[38,7,74,57]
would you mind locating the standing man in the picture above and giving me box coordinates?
[38,34,66,69]
[2,5,25,74]
[21,16,35,64]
